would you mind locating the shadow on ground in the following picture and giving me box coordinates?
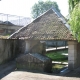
[0,60,80,79]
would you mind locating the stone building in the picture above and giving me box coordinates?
[8,7,80,70]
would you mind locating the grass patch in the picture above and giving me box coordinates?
[52,64,66,73]
[53,64,65,69]
[46,50,68,62]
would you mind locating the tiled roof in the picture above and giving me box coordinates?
[9,8,75,40]
[30,53,50,62]
[16,53,51,62]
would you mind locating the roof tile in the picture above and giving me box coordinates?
[9,8,75,40]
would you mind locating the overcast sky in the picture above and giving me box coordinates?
[0,0,69,18]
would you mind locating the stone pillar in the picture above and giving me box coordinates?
[76,42,80,67]
[68,41,78,70]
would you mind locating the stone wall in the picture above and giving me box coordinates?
[25,40,46,54]
[0,39,45,64]
[0,39,25,64]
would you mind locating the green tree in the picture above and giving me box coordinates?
[68,0,80,13]
[31,0,60,19]
[69,3,80,41]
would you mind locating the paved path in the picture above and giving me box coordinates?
[1,71,80,80]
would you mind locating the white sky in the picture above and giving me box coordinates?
[0,0,69,18]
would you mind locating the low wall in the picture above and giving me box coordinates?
[0,39,45,64]
[0,39,26,64]
[0,39,46,64]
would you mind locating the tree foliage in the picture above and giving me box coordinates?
[31,0,60,19]
[69,3,80,41]
[68,0,80,13]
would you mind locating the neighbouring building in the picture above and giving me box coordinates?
[0,13,31,35]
